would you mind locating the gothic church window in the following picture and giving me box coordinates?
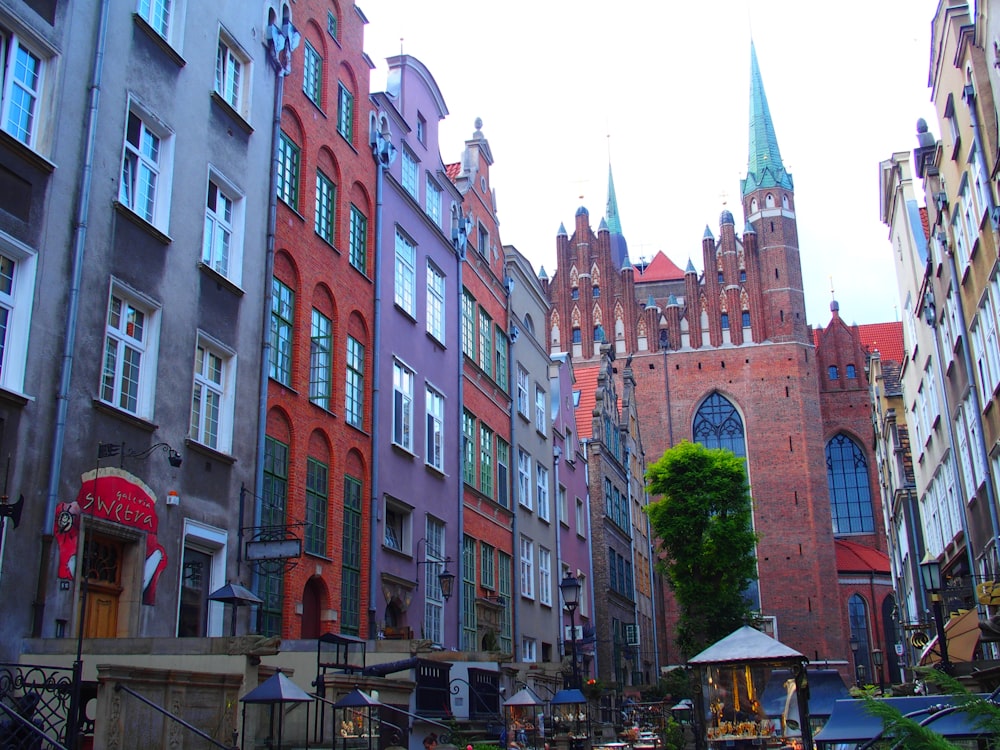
[846,364,857,379]
[750,198,758,213]
[572,287,579,300]
[742,310,751,328]
[693,392,746,458]
[765,193,775,208]
[828,366,839,380]
[826,434,875,534]
[593,285,600,298]
[721,313,729,330]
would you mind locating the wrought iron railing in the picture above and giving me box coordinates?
[0,662,87,750]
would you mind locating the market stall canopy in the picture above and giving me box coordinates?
[761,669,849,719]
[550,689,587,705]
[333,688,381,708]
[814,695,994,744]
[504,687,545,706]
[241,671,313,704]
[919,607,981,666]
[689,625,805,664]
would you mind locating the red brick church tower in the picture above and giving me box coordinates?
[543,42,891,671]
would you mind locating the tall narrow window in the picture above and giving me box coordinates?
[392,360,414,450]
[520,536,535,599]
[462,410,476,485]
[345,336,364,428]
[481,542,496,589]
[269,279,294,386]
[425,176,442,225]
[826,434,875,534]
[276,132,300,209]
[536,464,550,522]
[534,386,546,434]
[120,110,167,226]
[302,41,322,106]
[314,170,335,244]
[189,338,229,450]
[402,148,418,198]
[259,437,288,636]
[394,231,416,315]
[349,205,367,272]
[1,30,44,148]
[341,475,362,634]
[426,387,444,471]
[215,35,245,114]
[518,449,532,510]
[424,517,446,644]
[517,366,529,415]
[305,458,328,556]
[427,262,445,342]
[138,0,172,39]
[461,290,476,358]
[337,82,353,141]
[498,552,512,652]
[495,324,508,390]
[309,309,332,409]
[203,180,233,275]
[479,425,494,497]
[496,439,510,508]
[849,594,871,679]
[478,309,493,376]
[538,547,552,606]
[102,288,158,417]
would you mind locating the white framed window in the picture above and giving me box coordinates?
[214,29,251,120]
[0,231,37,394]
[425,176,441,225]
[478,309,493,376]
[521,637,537,663]
[534,385,546,434]
[101,280,160,418]
[314,169,336,245]
[426,386,444,471]
[202,169,245,284]
[392,359,414,451]
[575,497,586,538]
[269,278,294,386]
[345,335,364,428]
[536,464,550,522]
[402,147,418,199]
[177,520,227,637]
[538,546,552,606]
[309,309,332,410]
[516,366,529,416]
[394,231,416,316]
[337,82,353,141]
[427,262,445,342]
[302,40,322,107]
[383,496,412,555]
[189,332,235,452]
[137,0,186,53]
[119,101,174,231]
[518,449,532,510]
[424,516,446,644]
[558,485,568,525]
[0,24,47,150]
[519,536,534,599]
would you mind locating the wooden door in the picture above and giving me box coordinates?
[82,535,123,638]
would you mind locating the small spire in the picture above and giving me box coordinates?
[606,164,622,234]
[744,220,755,234]
[685,258,696,274]
[538,265,548,280]
[647,295,657,308]
[667,294,679,306]
[703,225,714,240]
[557,222,567,237]
[621,255,632,272]
[598,217,609,232]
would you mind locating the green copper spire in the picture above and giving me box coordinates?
[606,164,622,234]
[742,41,793,197]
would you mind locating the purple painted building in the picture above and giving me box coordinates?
[370,55,464,647]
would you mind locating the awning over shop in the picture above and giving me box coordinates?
[814,695,993,745]
[919,607,980,666]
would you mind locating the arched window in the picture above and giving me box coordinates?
[846,364,857,379]
[693,392,746,458]
[742,310,751,328]
[658,329,668,349]
[571,287,579,300]
[765,193,775,208]
[572,328,581,344]
[849,594,871,683]
[593,285,600,298]
[828,365,839,380]
[827,434,875,533]
[721,313,730,330]
[750,198,758,213]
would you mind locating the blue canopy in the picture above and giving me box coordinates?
[815,695,994,744]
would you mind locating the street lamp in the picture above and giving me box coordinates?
[920,554,952,673]
[560,574,582,689]
[872,648,884,695]
[416,557,455,601]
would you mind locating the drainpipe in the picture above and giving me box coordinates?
[506,299,520,660]
[624,442,641,687]
[582,438,598,677]
[454,213,467,650]
[38,0,111,636]
[369,123,396,637]
[553,443,564,658]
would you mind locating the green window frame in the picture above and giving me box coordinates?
[341,475,362,634]
[277,132,300,209]
[305,457,328,556]
[349,204,367,272]
[314,170,335,244]
[337,82,354,141]
[270,278,294,386]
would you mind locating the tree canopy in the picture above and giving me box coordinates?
[645,440,759,659]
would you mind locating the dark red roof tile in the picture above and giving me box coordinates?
[835,538,891,574]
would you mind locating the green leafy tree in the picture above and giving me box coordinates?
[645,440,759,658]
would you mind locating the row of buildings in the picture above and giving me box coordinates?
[876,0,1000,680]
[0,0,662,715]
[9,0,998,742]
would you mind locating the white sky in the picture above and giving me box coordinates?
[362,0,941,327]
